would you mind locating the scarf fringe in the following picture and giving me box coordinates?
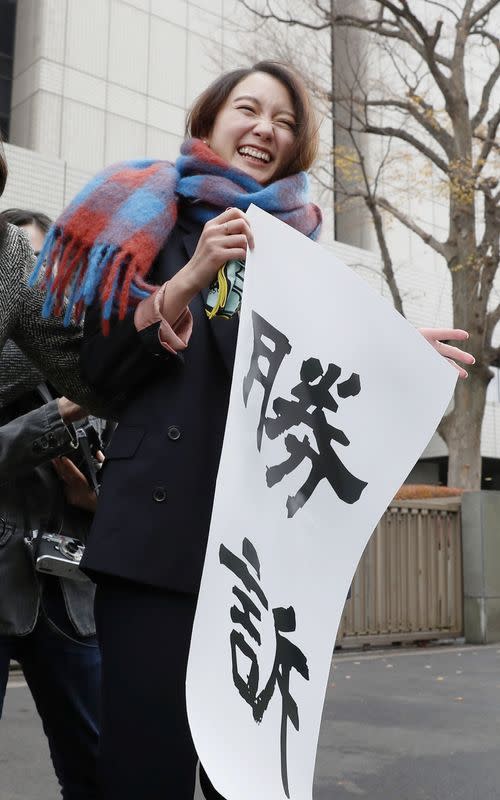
[38,230,155,331]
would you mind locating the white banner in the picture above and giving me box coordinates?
[186,205,457,800]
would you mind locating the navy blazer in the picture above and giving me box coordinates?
[80,214,239,594]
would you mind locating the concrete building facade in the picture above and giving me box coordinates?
[1,0,499,486]
[1,0,238,212]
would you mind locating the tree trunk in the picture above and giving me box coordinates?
[442,170,487,489]
[440,365,490,489]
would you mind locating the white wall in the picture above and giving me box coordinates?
[3,0,499,463]
[9,0,239,170]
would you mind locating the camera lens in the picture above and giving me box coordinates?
[59,538,83,561]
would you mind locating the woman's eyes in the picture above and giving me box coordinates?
[275,118,295,130]
[237,106,295,131]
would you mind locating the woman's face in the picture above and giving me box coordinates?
[207,72,297,184]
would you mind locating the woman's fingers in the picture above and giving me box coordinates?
[219,217,254,250]
[52,456,86,486]
[218,232,250,250]
[420,328,469,342]
[51,456,68,481]
[218,223,254,251]
[211,207,255,249]
[445,358,469,379]
[96,449,105,463]
[418,327,475,380]
[184,207,254,292]
[52,457,97,512]
[434,342,476,364]
[215,206,248,222]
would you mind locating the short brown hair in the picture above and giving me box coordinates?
[186,61,319,180]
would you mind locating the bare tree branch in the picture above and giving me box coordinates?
[344,130,406,316]
[361,98,454,164]
[469,27,500,47]
[471,52,500,131]
[238,0,329,31]
[469,0,500,30]
[356,120,449,173]
[333,10,452,73]
[474,105,500,176]
[376,195,450,258]
[424,0,461,23]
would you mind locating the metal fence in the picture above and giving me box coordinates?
[337,498,463,647]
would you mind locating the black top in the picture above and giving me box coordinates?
[0,385,95,637]
[80,213,239,594]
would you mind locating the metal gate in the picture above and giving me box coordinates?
[337,498,463,647]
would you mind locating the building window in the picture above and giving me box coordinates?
[0,0,17,140]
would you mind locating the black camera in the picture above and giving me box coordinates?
[24,420,103,582]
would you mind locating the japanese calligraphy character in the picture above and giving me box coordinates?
[220,538,309,798]
[265,356,367,516]
[243,310,368,517]
[243,311,291,450]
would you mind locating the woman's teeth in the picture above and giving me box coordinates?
[238,146,271,163]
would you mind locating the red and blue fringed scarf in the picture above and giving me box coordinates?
[32,138,322,331]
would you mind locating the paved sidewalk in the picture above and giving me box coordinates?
[316,643,500,799]
[1,643,499,798]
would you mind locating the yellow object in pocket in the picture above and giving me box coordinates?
[205,259,245,320]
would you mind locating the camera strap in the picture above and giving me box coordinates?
[36,382,100,496]
[75,429,100,495]
[36,381,55,405]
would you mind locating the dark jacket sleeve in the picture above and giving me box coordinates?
[0,400,77,482]
[80,299,181,401]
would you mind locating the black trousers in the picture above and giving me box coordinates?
[94,577,225,800]
[0,583,100,800]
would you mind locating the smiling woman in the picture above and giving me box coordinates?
[206,73,297,184]
[187,61,319,182]
[34,59,475,800]
[31,60,323,800]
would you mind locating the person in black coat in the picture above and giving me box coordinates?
[0,345,101,800]
[0,208,102,800]
[40,62,474,800]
